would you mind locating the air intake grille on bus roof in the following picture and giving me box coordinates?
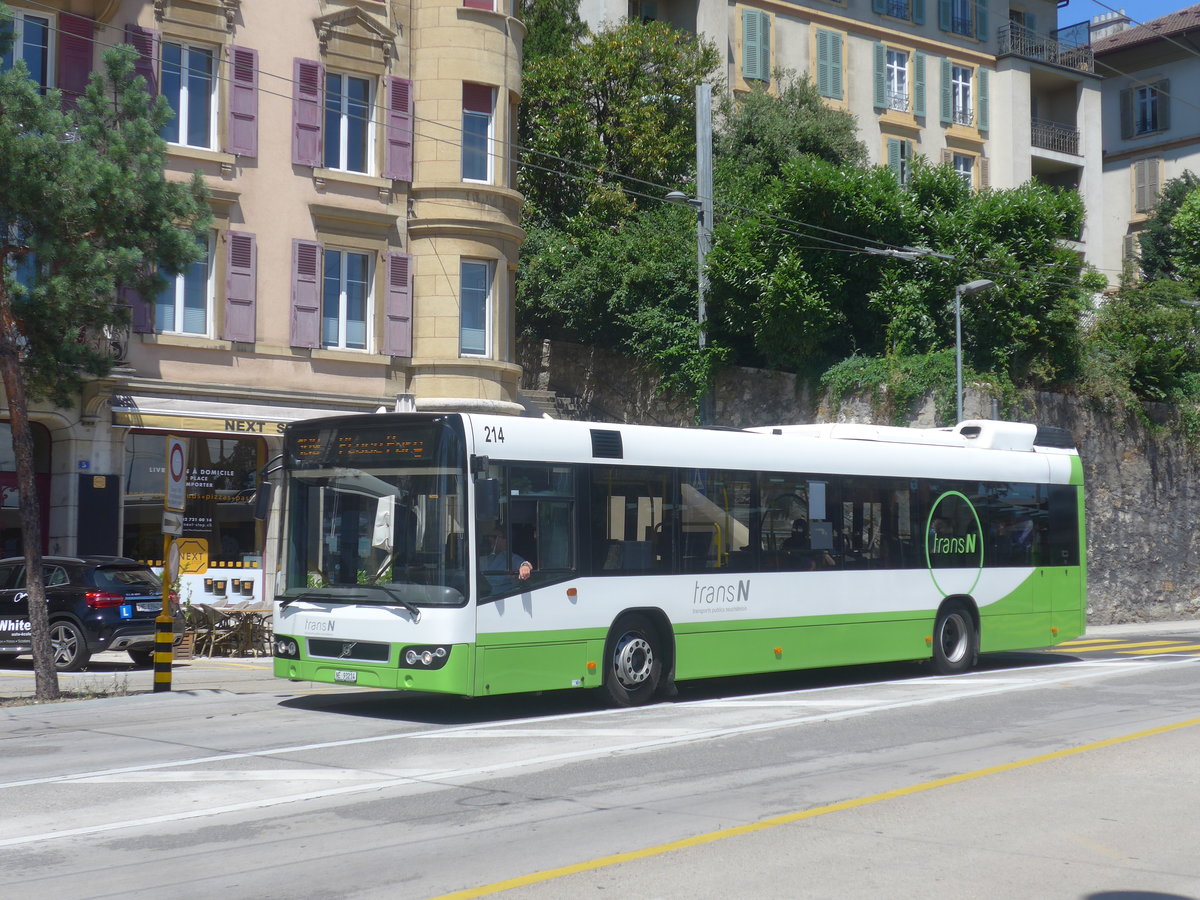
[1034,426,1075,449]
[590,429,623,459]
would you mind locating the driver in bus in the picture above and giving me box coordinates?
[478,523,533,592]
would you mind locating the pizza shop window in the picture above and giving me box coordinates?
[122,432,264,567]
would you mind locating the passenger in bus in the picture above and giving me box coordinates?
[781,519,834,570]
[478,524,533,592]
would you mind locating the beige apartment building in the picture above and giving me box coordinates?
[583,0,1105,268]
[1,0,525,598]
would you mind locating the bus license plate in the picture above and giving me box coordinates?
[334,670,357,683]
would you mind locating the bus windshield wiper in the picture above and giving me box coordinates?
[279,586,422,623]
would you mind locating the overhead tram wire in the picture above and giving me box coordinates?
[15,3,1112,291]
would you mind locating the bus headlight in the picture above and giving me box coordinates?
[274,637,300,659]
[399,645,450,670]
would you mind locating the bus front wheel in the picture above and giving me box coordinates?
[931,604,977,675]
[603,614,663,707]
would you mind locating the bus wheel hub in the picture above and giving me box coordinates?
[614,634,653,687]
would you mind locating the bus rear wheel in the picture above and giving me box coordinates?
[931,604,977,675]
[603,614,663,707]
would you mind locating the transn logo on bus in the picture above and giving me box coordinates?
[693,579,750,613]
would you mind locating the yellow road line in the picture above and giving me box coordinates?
[1119,644,1200,655]
[429,716,1200,900]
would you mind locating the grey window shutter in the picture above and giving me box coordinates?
[975,0,988,41]
[292,58,323,167]
[383,77,414,181]
[978,68,989,131]
[913,52,926,117]
[873,43,886,108]
[290,239,322,348]
[940,57,952,125]
[979,157,990,189]
[830,33,843,99]
[383,252,413,357]
[1134,159,1149,212]
[1157,80,1170,132]
[223,231,256,342]
[57,14,94,110]
[1119,88,1133,139]
[125,25,159,96]
[227,46,258,158]
[942,148,953,165]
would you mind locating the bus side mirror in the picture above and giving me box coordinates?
[476,478,500,522]
[253,480,274,521]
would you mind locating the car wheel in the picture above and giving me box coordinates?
[127,649,155,668]
[50,620,91,672]
[602,614,663,707]
[931,603,977,675]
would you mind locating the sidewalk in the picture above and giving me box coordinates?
[3,619,1199,705]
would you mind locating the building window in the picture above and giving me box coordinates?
[460,260,491,357]
[949,0,973,35]
[462,83,493,183]
[953,153,973,186]
[325,72,372,173]
[887,138,913,185]
[1136,85,1163,135]
[1120,81,1170,139]
[322,249,370,350]
[742,9,771,83]
[1,9,52,90]
[886,50,908,111]
[156,234,213,335]
[161,42,215,149]
[951,66,973,125]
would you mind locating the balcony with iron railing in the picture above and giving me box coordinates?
[1031,117,1080,156]
[886,89,908,112]
[952,107,974,127]
[998,23,1094,74]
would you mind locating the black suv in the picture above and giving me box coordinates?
[0,556,184,671]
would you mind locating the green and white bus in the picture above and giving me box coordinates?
[271,413,1085,705]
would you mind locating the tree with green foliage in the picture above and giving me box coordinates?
[1170,186,1200,293]
[1138,172,1199,283]
[517,19,721,227]
[0,29,209,700]
[520,0,586,63]
[713,71,866,173]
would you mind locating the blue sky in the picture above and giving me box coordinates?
[1058,0,1196,29]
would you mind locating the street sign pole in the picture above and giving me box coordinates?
[156,436,189,693]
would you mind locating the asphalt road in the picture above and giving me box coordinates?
[1,622,1199,899]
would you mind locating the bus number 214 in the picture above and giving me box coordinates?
[484,425,505,443]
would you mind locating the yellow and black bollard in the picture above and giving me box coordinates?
[153,613,174,692]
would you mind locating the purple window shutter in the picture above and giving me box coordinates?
[383,77,413,182]
[227,46,258,158]
[292,58,323,167]
[383,252,413,357]
[120,285,154,334]
[57,14,95,111]
[223,231,257,342]
[290,240,322,348]
[124,25,159,96]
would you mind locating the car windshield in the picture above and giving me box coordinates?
[93,567,162,591]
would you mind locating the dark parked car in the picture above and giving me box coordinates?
[0,556,184,671]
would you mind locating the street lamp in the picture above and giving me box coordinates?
[954,279,995,424]
[665,83,714,426]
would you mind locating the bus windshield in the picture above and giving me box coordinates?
[281,418,469,607]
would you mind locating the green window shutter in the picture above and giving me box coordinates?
[913,52,926,117]
[940,57,952,125]
[1157,79,1170,131]
[759,12,771,82]
[817,31,831,97]
[978,68,989,131]
[975,0,988,41]
[1119,88,1133,139]
[913,0,925,25]
[873,0,886,12]
[888,138,901,178]
[830,32,843,99]
[743,10,760,82]
[1026,13,1036,33]
[873,42,886,108]
[938,0,951,31]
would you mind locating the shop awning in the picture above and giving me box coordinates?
[111,395,378,436]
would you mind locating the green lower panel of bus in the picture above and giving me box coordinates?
[274,644,475,694]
